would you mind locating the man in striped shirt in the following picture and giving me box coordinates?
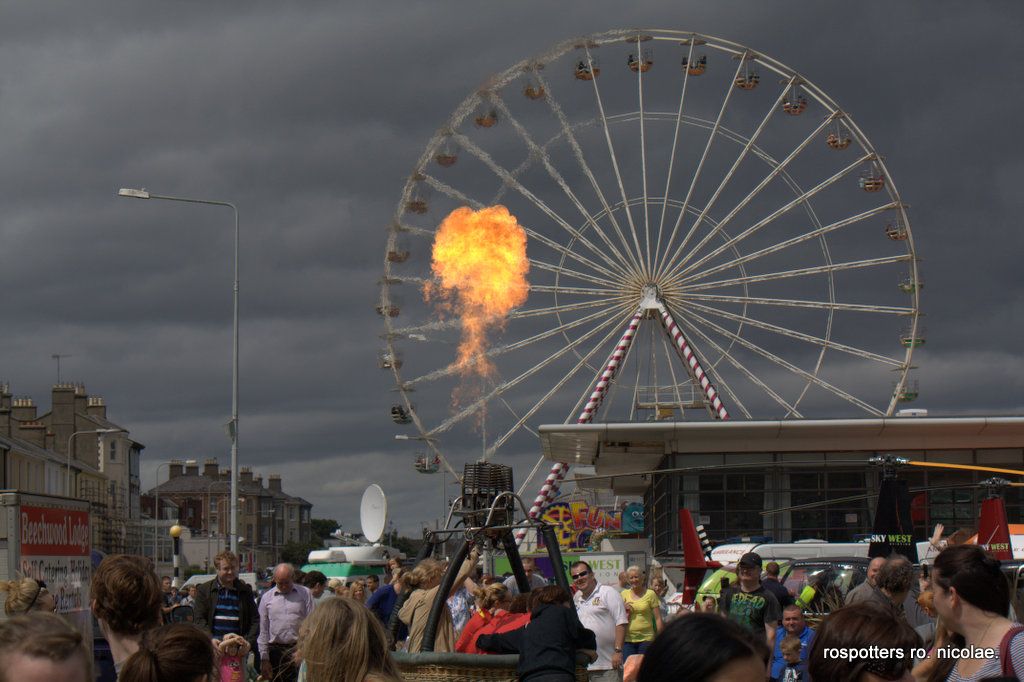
[194,550,259,661]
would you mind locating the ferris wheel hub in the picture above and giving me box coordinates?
[639,284,663,311]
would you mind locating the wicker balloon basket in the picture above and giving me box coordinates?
[391,652,590,682]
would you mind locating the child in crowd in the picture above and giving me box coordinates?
[775,635,803,681]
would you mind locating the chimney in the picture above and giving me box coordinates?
[73,384,88,418]
[86,396,107,420]
[11,397,37,422]
[203,458,219,478]
[51,384,76,428]
[20,421,46,448]
[268,474,283,493]
[184,461,199,477]
[239,467,254,485]
[0,383,10,436]
[168,460,185,479]
[219,468,231,482]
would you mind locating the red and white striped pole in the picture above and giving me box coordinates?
[659,307,729,421]
[516,312,643,543]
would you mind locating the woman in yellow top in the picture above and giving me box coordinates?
[620,565,663,660]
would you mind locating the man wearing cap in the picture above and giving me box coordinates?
[720,552,781,650]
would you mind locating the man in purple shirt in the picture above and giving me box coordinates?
[258,563,314,682]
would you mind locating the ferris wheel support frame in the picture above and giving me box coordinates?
[515,289,729,543]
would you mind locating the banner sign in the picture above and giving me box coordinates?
[17,505,91,632]
[540,501,644,550]
[20,506,90,556]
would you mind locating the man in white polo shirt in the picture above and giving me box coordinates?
[572,560,628,681]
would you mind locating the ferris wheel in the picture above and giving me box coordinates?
[379,29,922,493]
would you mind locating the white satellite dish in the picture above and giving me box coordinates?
[360,484,387,544]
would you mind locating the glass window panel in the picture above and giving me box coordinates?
[828,472,865,489]
[699,493,725,511]
[700,474,724,490]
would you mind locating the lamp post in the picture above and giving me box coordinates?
[153,459,195,561]
[169,524,183,588]
[66,428,124,496]
[119,187,240,554]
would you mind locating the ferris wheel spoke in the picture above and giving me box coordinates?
[684,300,906,367]
[676,200,898,286]
[667,152,874,287]
[635,38,653,276]
[529,284,623,296]
[532,68,643,276]
[421,173,485,210]
[487,92,640,278]
[653,40,695,271]
[658,328,686,416]
[662,114,839,282]
[389,318,462,337]
[655,57,747,277]
[403,302,633,389]
[682,293,915,316]
[425,302,638,437]
[394,222,434,238]
[509,296,632,319]
[675,312,801,418]
[681,254,912,292]
[683,307,885,416]
[452,132,637,281]
[484,306,641,456]
[529,257,629,288]
[654,75,795,280]
[585,48,647,276]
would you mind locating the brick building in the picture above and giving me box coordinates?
[143,459,312,571]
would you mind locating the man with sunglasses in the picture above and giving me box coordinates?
[571,561,627,681]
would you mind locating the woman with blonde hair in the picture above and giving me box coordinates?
[399,547,480,652]
[621,565,663,660]
[456,582,510,653]
[296,596,401,682]
[0,576,55,615]
[349,580,367,602]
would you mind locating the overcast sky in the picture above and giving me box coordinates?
[1,1,1021,536]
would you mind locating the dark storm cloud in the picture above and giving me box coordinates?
[0,1,1021,534]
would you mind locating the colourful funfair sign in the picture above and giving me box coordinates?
[540,501,644,550]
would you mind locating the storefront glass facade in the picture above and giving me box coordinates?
[646,448,1024,557]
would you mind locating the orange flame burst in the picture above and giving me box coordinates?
[427,205,529,377]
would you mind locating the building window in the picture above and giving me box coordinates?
[110,440,117,462]
[289,507,295,522]
[301,508,309,523]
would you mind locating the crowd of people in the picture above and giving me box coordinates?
[0,543,1021,681]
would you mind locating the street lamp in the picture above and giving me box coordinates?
[153,459,195,560]
[118,187,240,554]
[169,524,183,588]
[66,428,124,495]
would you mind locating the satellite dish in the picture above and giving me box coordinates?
[360,484,387,544]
